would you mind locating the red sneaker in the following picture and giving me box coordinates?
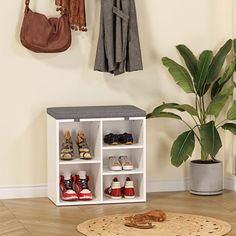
[122,177,135,199]
[60,175,78,201]
[104,177,122,199]
[74,171,93,200]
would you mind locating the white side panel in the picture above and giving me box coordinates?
[47,115,59,204]
[100,121,104,201]
[142,118,147,201]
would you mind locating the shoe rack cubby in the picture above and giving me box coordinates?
[47,106,146,206]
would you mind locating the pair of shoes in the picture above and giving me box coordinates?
[60,131,74,160]
[60,171,93,201]
[60,130,92,160]
[109,156,134,171]
[104,133,133,145]
[124,210,166,229]
[104,177,135,199]
[118,133,133,145]
[76,130,92,159]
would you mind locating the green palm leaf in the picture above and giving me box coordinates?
[200,121,222,158]
[211,78,223,99]
[206,95,228,117]
[227,101,236,120]
[176,44,198,80]
[218,55,236,85]
[206,39,232,84]
[195,50,213,95]
[151,103,180,114]
[171,130,195,167]
[174,104,198,116]
[233,39,236,54]
[150,103,198,117]
[219,84,235,96]
[147,112,182,120]
[222,123,236,135]
[207,85,234,117]
[162,57,195,93]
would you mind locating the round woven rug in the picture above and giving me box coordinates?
[77,212,231,236]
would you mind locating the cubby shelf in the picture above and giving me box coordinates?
[102,143,144,150]
[47,106,146,206]
[102,196,145,204]
[59,159,101,165]
[102,168,144,176]
[58,197,102,206]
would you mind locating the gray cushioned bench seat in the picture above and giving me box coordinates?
[47,105,146,120]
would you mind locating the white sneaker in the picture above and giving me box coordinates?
[109,156,122,171]
[119,156,134,170]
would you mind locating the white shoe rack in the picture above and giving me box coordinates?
[47,106,146,206]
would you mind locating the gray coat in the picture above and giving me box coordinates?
[94,0,143,76]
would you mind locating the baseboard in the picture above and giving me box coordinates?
[0,177,235,200]
[224,176,236,191]
[147,179,189,192]
[0,184,47,199]
[147,176,236,193]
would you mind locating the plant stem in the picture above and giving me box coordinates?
[195,95,202,124]
[181,120,201,143]
[201,95,206,123]
[201,148,208,161]
[198,96,204,124]
[191,115,200,130]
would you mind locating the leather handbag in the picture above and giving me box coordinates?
[20,0,71,53]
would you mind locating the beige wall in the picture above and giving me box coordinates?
[0,0,233,185]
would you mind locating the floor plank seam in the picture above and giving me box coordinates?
[2,200,33,235]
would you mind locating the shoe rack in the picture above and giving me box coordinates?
[47,106,146,206]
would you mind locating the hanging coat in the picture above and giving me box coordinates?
[94,0,143,76]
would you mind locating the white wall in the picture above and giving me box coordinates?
[0,0,234,186]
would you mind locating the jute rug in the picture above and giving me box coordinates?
[77,212,231,236]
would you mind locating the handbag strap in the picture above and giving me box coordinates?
[25,0,30,12]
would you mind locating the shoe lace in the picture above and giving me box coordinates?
[80,178,89,190]
[64,179,73,190]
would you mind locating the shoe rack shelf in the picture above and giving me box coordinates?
[47,106,146,206]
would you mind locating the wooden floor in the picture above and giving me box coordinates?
[0,191,236,235]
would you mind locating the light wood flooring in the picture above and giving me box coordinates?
[0,191,236,235]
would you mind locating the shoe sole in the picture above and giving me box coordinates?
[118,142,133,145]
[79,196,93,200]
[122,166,134,171]
[109,142,119,145]
[105,193,122,199]
[124,195,135,199]
[110,166,122,171]
[61,196,78,201]
[125,142,133,145]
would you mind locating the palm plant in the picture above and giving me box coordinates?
[147,39,236,167]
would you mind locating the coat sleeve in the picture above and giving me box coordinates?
[126,0,143,72]
[94,1,108,72]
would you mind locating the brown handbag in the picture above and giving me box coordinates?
[20,0,71,53]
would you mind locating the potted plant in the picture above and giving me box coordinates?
[147,39,236,195]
